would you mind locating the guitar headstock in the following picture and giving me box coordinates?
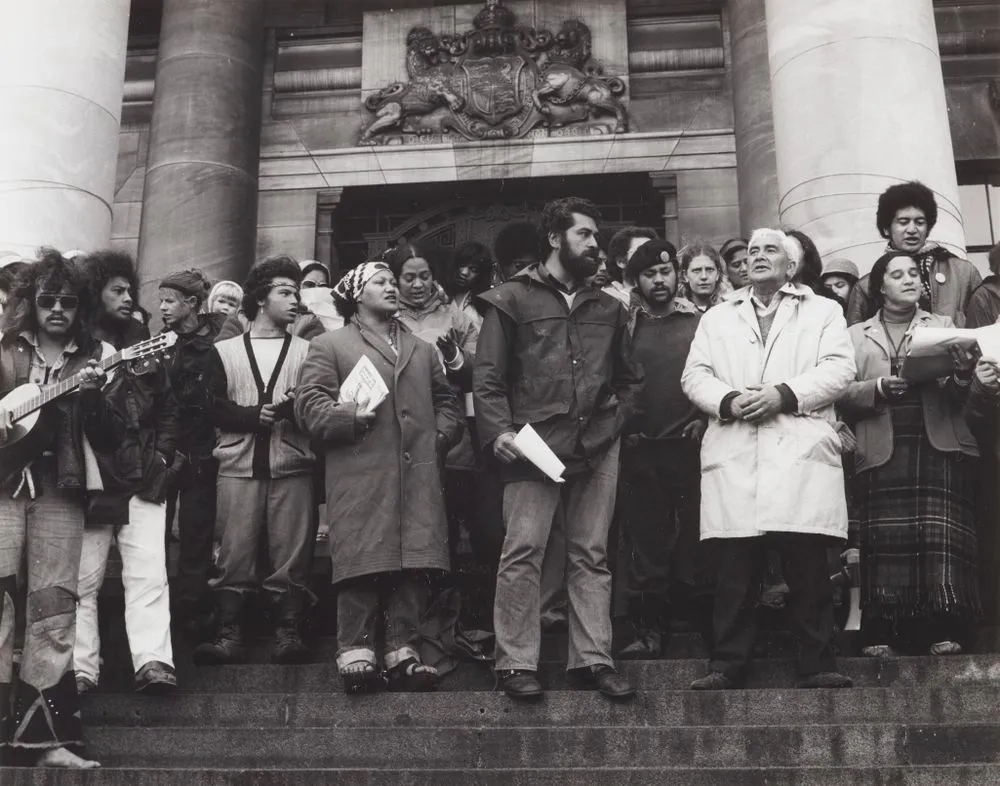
[121,331,178,363]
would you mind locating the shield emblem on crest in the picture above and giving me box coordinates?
[459,54,532,125]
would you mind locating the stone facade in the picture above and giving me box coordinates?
[3,1,997,287]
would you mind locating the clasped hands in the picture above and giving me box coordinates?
[729,384,784,424]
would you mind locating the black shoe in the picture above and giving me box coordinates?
[272,624,309,664]
[496,669,543,700]
[135,661,178,694]
[690,671,742,690]
[570,665,636,700]
[193,625,247,665]
[796,671,853,689]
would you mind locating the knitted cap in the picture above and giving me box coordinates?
[821,258,860,282]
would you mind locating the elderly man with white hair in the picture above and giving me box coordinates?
[681,227,857,690]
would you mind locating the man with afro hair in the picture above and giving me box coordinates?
[195,256,318,666]
[846,181,981,326]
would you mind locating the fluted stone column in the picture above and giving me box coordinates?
[765,0,965,273]
[728,0,779,235]
[0,0,130,255]
[136,0,264,308]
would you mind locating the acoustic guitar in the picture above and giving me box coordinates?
[0,332,178,481]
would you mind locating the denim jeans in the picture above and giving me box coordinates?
[0,472,85,749]
[75,496,173,683]
[335,571,426,671]
[494,441,620,672]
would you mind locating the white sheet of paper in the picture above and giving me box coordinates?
[513,424,566,484]
[901,326,980,382]
[338,355,389,414]
[974,323,1000,360]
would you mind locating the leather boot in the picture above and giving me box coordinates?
[272,589,310,665]
[193,590,247,665]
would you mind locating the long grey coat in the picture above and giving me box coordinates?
[294,320,463,584]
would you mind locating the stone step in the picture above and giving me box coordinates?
[8,765,1000,786]
[6,765,1000,786]
[80,685,1000,729]
[85,655,1000,694]
[60,722,1000,768]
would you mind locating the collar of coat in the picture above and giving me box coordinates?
[723,281,810,304]
[859,308,936,357]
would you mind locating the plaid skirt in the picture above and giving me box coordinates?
[855,392,982,623]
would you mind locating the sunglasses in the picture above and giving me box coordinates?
[36,293,79,310]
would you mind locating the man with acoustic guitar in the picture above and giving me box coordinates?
[0,249,120,769]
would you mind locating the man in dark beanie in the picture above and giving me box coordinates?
[617,240,708,658]
[846,181,981,325]
[966,242,1000,328]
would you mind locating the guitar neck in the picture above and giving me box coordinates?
[9,350,123,422]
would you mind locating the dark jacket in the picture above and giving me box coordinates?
[966,376,1000,464]
[0,332,122,489]
[965,275,1000,329]
[162,312,226,460]
[92,320,179,505]
[473,263,642,482]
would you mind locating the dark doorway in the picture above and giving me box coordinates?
[325,173,661,274]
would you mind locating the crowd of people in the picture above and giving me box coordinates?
[1,181,1000,768]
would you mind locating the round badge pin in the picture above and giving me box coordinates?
[935,272,946,284]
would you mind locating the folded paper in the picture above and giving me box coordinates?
[513,423,566,484]
[338,355,389,414]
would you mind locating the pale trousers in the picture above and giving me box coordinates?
[494,440,620,672]
[74,496,173,682]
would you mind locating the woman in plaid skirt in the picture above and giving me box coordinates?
[839,251,982,656]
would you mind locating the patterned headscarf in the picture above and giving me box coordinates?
[333,261,391,308]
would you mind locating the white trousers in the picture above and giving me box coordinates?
[74,496,174,681]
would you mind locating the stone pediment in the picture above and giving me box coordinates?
[360,0,628,145]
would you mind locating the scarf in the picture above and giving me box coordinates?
[333,262,391,309]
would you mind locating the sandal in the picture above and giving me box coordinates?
[340,661,381,695]
[387,657,439,692]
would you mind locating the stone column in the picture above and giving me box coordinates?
[727,0,779,235]
[765,0,965,273]
[0,0,130,256]
[136,0,264,308]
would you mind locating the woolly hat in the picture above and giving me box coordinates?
[821,258,860,282]
[160,269,210,300]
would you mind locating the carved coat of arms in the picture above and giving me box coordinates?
[360,0,628,144]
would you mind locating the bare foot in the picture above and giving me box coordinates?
[36,746,101,769]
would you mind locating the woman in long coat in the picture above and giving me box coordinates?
[839,251,981,656]
[294,261,463,693]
